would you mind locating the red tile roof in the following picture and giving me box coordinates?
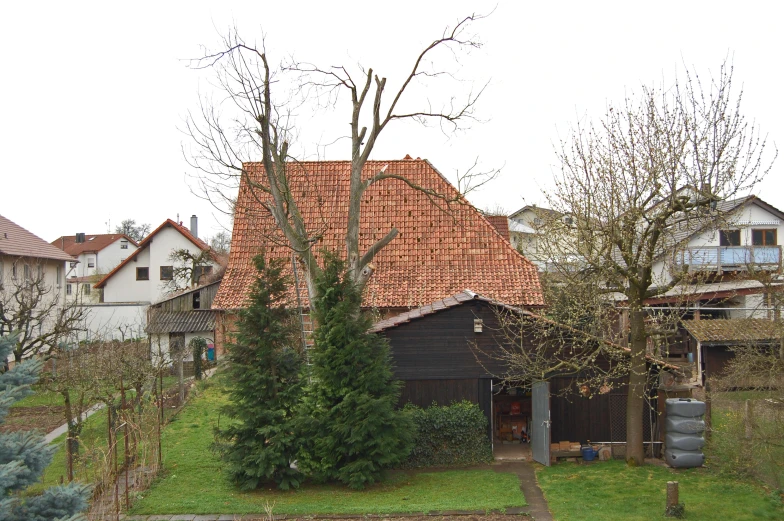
[213,158,544,310]
[0,214,76,262]
[51,234,138,256]
[485,215,510,241]
[94,219,213,289]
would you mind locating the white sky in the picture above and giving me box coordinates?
[2,1,781,243]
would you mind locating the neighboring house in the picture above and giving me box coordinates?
[507,205,568,270]
[50,233,139,303]
[650,195,784,317]
[682,318,780,386]
[371,290,681,464]
[212,157,544,348]
[0,214,77,356]
[147,279,221,369]
[78,216,223,341]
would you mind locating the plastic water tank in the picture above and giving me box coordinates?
[664,398,705,469]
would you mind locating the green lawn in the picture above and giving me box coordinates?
[12,386,64,408]
[130,381,526,516]
[537,460,783,521]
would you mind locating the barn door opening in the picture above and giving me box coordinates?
[532,380,551,466]
[491,383,532,460]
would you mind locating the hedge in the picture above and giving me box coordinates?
[402,401,493,468]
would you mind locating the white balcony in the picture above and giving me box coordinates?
[674,246,782,272]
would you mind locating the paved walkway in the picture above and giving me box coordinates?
[44,402,105,443]
[494,461,553,521]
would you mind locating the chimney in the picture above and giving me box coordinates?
[75,233,85,243]
[190,215,198,238]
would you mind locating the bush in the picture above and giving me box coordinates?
[402,401,493,468]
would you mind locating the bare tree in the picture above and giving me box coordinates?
[185,15,494,301]
[115,219,151,242]
[207,230,231,254]
[538,62,774,465]
[0,258,87,363]
[165,248,218,292]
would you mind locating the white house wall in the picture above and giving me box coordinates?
[78,303,148,341]
[103,247,152,303]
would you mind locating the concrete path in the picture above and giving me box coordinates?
[494,461,553,521]
[44,402,105,443]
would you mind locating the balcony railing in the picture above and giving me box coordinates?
[674,245,782,272]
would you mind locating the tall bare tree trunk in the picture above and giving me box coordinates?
[626,305,647,465]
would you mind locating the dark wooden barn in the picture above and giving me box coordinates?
[372,290,663,461]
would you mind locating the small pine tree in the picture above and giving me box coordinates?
[0,335,91,521]
[301,253,413,489]
[216,254,304,490]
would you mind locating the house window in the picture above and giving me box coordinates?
[193,291,201,309]
[719,230,740,246]
[56,266,61,286]
[120,240,129,249]
[160,266,173,281]
[88,257,95,268]
[752,229,777,246]
[66,284,72,295]
[136,267,149,281]
[193,265,213,281]
[69,261,77,268]
[82,284,91,295]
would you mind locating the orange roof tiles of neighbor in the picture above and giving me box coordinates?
[0,214,76,262]
[213,158,544,310]
[51,234,138,256]
[94,219,213,289]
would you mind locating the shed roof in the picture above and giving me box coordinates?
[0,214,76,262]
[214,158,544,310]
[683,318,780,345]
[146,310,216,334]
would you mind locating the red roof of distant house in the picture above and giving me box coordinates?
[94,219,214,289]
[51,233,138,256]
[213,158,544,310]
[0,214,76,262]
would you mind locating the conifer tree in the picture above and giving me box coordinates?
[301,254,413,489]
[216,254,304,490]
[0,335,90,521]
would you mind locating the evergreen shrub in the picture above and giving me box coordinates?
[402,400,493,468]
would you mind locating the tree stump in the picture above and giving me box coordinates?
[665,481,685,518]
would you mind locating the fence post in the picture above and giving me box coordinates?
[665,481,682,517]
[744,399,753,440]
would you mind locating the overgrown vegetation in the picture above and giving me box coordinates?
[214,254,304,490]
[298,254,414,489]
[403,401,493,468]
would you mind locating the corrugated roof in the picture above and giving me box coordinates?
[0,214,77,262]
[146,310,216,334]
[213,158,544,310]
[94,220,213,289]
[51,234,138,256]
[683,318,780,344]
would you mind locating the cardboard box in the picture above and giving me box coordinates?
[559,441,572,451]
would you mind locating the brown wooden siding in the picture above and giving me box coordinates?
[158,282,220,312]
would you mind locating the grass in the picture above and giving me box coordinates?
[537,459,783,521]
[130,380,526,516]
[12,386,64,408]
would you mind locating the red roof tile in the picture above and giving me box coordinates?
[214,159,544,310]
[0,214,76,262]
[51,234,138,256]
[485,215,510,241]
[94,219,212,289]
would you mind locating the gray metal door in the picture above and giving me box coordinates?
[532,380,551,466]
